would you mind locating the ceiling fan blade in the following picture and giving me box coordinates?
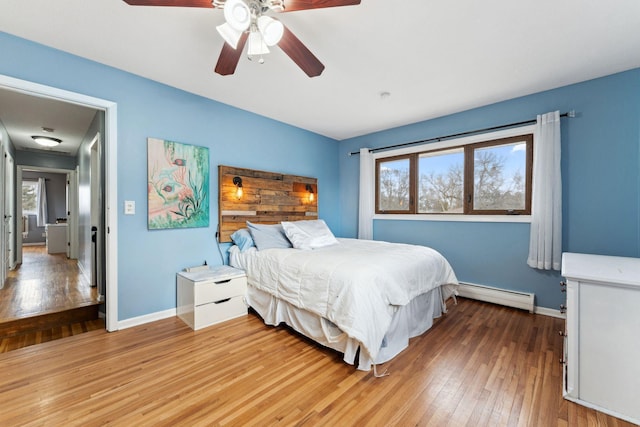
[280,0,360,12]
[123,0,214,7]
[215,33,249,76]
[278,26,324,77]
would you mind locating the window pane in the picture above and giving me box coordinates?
[378,158,410,211]
[22,181,38,214]
[418,148,464,213]
[473,141,527,210]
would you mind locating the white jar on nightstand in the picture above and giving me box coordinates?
[177,265,247,330]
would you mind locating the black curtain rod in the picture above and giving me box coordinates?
[348,110,575,156]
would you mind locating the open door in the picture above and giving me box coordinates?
[5,150,15,272]
[90,134,104,299]
[66,168,79,260]
[1,141,15,288]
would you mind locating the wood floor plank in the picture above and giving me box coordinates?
[0,298,635,426]
[0,245,99,322]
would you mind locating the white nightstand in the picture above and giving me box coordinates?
[177,265,247,330]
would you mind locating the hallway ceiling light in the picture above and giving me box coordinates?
[31,136,62,147]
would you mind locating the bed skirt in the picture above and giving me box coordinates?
[245,285,445,371]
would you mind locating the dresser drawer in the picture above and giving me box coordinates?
[195,277,246,305]
[194,295,247,330]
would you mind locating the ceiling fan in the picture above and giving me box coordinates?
[122,0,361,77]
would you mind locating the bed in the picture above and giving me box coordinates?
[228,222,458,372]
[218,165,458,372]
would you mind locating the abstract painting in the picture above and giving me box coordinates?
[147,137,209,230]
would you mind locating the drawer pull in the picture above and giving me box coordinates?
[214,279,232,285]
[214,298,231,304]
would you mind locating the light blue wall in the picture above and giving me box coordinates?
[339,68,640,310]
[3,30,638,316]
[0,32,340,321]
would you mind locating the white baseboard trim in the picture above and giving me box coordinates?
[458,282,535,313]
[458,281,566,318]
[22,242,45,246]
[534,306,565,319]
[117,308,177,330]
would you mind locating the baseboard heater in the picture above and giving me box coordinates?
[457,282,535,313]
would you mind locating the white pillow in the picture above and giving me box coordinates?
[281,219,338,250]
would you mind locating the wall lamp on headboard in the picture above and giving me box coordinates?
[305,184,315,203]
[233,176,243,200]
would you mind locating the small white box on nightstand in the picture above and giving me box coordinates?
[177,266,247,330]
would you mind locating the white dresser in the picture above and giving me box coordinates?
[177,266,247,330]
[45,223,68,254]
[561,252,640,425]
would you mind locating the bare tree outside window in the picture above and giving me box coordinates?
[22,181,38,214]
[473,143,526,211]
[378,158,410,211]
[418,149,464,213]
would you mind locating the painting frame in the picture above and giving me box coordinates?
[147,137,209,230]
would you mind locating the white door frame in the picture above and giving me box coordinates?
[0,135,4,287]
[0,74,119,331]
[1,140,15,285]
[6,151,14,270]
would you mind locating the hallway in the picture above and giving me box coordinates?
[0,245,103,352]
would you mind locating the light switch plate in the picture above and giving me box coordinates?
[124,200,135,215]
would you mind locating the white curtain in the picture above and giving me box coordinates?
[358,148,374,240]
[527,111,562,270]
[36,177,48,227]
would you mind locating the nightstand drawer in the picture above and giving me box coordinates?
[194,295,247,330]
[195,277,246,305]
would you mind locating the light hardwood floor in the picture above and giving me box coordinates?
[0,298,632,426]
[0,245,99,322]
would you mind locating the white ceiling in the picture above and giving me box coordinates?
[0,88,97,157]
[1,0,640,143]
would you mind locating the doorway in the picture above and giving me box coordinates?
[0,74,118,332]
[9,166,94,313]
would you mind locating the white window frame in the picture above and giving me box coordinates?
[373,125,535,223]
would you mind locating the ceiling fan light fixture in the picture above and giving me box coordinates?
[248,30,269,56]
[32,135,62,147]
[216,22,243,49]
[257,15,284,46]
[223,0,251,32]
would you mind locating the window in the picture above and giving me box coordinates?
[22,180,39,215]
[376,155,413,213]
[418,147,464,213]
[376,134,533,215]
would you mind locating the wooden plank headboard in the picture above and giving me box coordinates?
[218,165,318,243]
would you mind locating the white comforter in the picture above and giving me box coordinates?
[229,238,458,361]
